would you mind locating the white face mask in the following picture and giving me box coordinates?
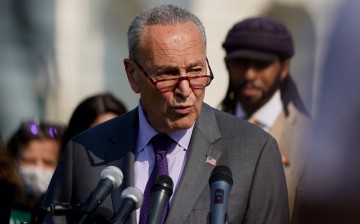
[18,166,54,196]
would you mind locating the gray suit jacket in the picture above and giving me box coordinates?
[42,103,289,223]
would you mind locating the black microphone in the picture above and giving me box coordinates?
[45,202,81,216]
[111,187,144,224]
[208,165,233,224]
[148,175,174,224]
[78,166,123,224]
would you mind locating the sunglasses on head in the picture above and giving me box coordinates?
[21,120,65,139]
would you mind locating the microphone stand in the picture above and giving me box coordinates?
[34,202,84,224]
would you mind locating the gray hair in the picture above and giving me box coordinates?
[127,4,206,60]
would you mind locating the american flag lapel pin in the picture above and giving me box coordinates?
[205,155,217,166]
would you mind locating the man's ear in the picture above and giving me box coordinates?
[280,59,290,80]
[124,59,140,93]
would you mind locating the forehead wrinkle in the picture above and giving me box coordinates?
[154,43,205,66]
[140,24,206,69]
[153,40,201,54]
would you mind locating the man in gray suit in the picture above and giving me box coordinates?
[41,5,289,223]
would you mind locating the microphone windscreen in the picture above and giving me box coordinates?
[121,187,144,209]
[100,166,123,188]
[209,165,233,186]
[151,175,174,196]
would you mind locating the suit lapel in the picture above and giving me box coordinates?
[270,102,297,156]
[167,104,222,223]
[104,108,139,223]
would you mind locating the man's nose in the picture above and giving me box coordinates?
[243,67,257,81]
[174,79,192,98]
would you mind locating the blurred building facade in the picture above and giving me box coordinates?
[0,0,343,140]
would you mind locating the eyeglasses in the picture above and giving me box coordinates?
[130,58,214,93]
[21,120,65,139]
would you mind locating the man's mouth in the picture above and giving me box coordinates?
[241,87,260,97]
[173,105,193,115]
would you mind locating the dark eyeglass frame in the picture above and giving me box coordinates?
[130,58,214,93]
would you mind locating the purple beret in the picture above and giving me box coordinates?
[223,17,294,61]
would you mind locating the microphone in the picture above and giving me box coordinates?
[148,175,174,224]
[45,202,81,216]
[208,165,233,224]
[78,166,123,224]
[111,187,144,224]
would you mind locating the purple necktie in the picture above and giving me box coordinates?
[139,134,174,224]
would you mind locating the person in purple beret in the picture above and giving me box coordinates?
[220,16,312,220]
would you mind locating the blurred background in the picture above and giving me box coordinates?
[0,0,343,141]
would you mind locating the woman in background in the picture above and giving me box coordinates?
[61,92,127,148]
[7,119,64,223]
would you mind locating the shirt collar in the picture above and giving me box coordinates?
[236,90,282,129]
[137,100,194,153]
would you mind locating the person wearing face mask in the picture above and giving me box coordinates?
[7,119,64,224]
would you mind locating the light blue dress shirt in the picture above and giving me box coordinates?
[134,101,194,222]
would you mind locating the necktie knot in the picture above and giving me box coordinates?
[151,134,174,154]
